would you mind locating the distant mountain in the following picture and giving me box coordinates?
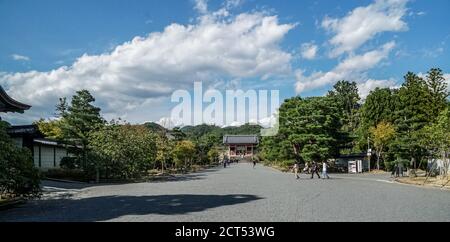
[222,124,262,135]
[144,122,167,134]
[144,122,262,144]
[181,123,262,143]
[181,124,222,138]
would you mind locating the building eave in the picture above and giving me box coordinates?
[0,85,31,113]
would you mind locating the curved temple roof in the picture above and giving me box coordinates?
[223,135,259,145]
[0,85,31,113]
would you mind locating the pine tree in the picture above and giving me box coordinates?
[61,90,104,170]
[278,96,341,164]
[392,72,433,170]
[425,68,449,120]
[357,87,397,153]
[327,80,360,132]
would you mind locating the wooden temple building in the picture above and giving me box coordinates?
[1,85,69,170]
[223,135,259,158]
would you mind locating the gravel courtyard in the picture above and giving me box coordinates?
[1,163,449,222]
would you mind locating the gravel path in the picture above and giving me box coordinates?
[1,163,449,222]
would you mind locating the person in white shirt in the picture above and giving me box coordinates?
[322,161,330,179]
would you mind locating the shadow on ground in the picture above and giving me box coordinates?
[41,167,224,190]
[0,194,262,222]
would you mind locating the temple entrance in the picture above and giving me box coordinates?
[223,135,259,160]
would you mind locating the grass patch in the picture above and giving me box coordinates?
[396,176,450,188]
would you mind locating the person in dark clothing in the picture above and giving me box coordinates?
[391,163,399,177]
[310,161,321,179]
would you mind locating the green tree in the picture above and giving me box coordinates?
[369,121,396,170]
[260,134,293,164]
[172,140,196,170]
[35,118,64,140]
[393,72,434,170]
[170,127,186,141]
[358,88,397,153]
[155,132,174,172]
[60,90,105,170]
[278,96,341,164]
[425,68,449,119]
[0,121,41,199]
[89,123,157,179]
[207,147,220,164]
[422,108,450,177]
[327,80,360,132]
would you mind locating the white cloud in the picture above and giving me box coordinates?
[300,42,318,60]
[419,72,450,93]
[422,47,444,58]
[295,41,396,93]
[322,0,408,57]
[11,54,30,61]
[409,11,426,17]
[357,79,398,99]
[194,0,208,14]
[1,11,294,124]
[417,11,426,16]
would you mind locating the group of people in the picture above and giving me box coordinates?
[391,161,405,177]
[222,155,256,168]
[293,161,330,180]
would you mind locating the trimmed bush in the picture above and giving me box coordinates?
[0,122,41,199]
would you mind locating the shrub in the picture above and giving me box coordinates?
[280,160,296,169]
[60,156,81,170]
[89,124,158,179]
[44,168,87,182]
[0,122,41,199]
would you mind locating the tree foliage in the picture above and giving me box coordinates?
[262,96,341,166]
[58,90,105,169]
[172,140,196,169]
[422,108,450,176]
[327,80,360,132]
[89,123,157,179]
[0,121,41,198]
[369,121,396,170]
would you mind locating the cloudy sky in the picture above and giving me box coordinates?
[0,0,449,125]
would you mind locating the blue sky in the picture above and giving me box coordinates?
[0,0,449,125]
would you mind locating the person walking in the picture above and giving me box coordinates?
[252,156,257,168]
[310,161,321,179]
[398,160,404,177]
[391,162,396,177]
[322,161,330,179]
[303,162,310,174]
[293,162,300,180]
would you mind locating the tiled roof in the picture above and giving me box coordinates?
[223,135,259,144]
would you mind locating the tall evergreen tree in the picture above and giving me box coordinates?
[60,90,105,169]
[278,96,341,164]
[392,72,433,170]
[327,80,360,132]
[327,80,361,153]
[425,68,449,119]
[357,87,397,153]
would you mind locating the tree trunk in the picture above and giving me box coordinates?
[292,144,302,163]
[377,153,380,170]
